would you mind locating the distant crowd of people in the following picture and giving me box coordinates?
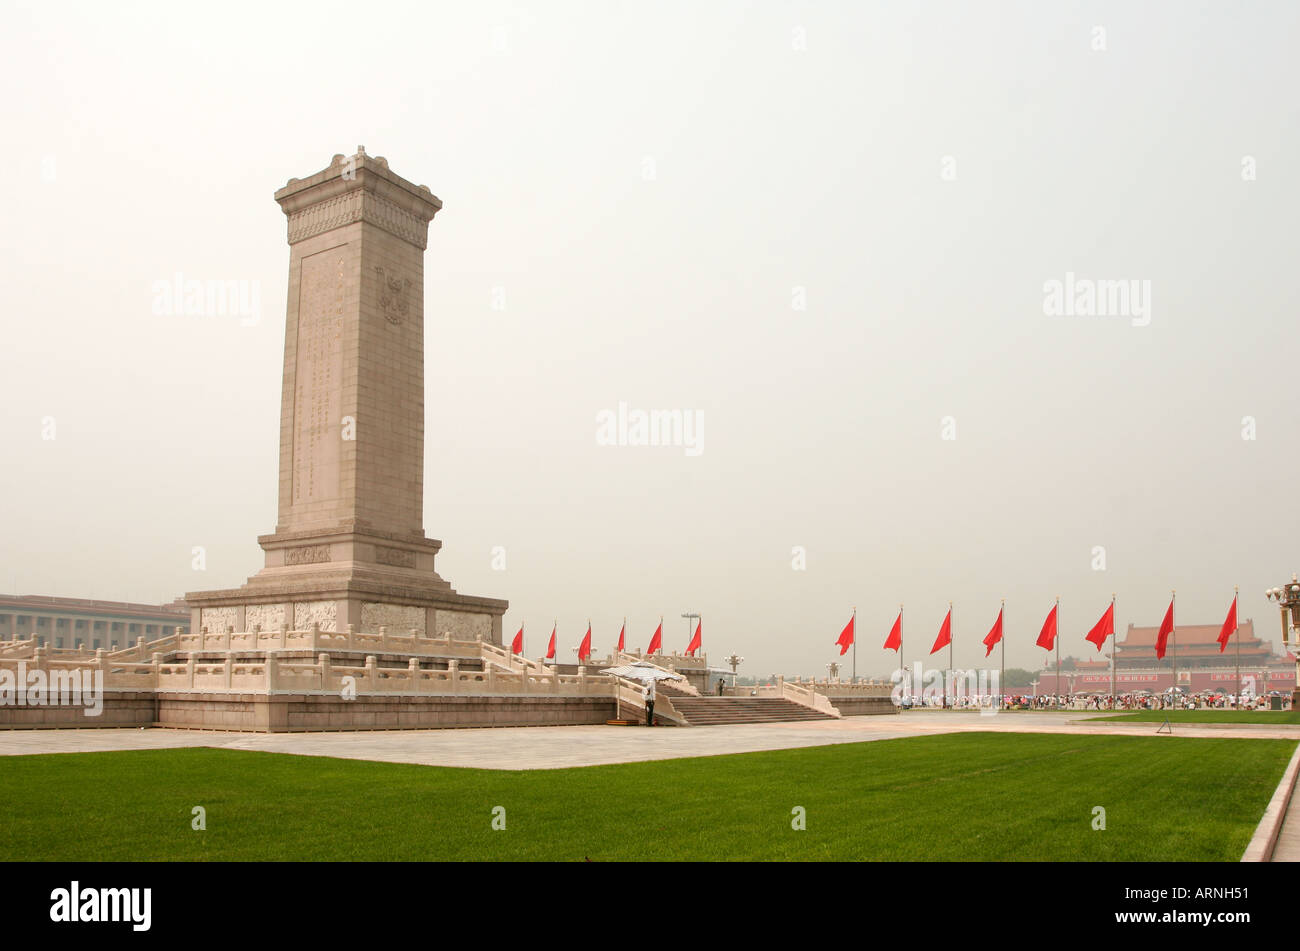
[896,691,1291,711]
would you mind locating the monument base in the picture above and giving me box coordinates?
[185,529,507,644]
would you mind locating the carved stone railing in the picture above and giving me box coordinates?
[168,625,486,659]
[479,641,551,675]
[107,633,179,661]
[0,637,37,658]
[615,648,708,670]
[776,677,843,718]
[0,648,698,719]
[793,679,895,698]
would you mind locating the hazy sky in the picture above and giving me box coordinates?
[2,1,1298,678]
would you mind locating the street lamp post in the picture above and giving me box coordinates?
[1266,574,1300,706]
[826,661,840,682]
[723,652,744,695]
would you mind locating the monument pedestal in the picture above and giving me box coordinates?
[186,147,506,642]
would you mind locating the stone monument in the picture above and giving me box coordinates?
[186,147,507,642]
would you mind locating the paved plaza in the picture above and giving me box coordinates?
[2,710,1297,770]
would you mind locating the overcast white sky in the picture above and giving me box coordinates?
[2,1,1297,678]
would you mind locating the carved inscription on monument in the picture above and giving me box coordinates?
[292,249,348,505]
[285,544,332,566]
[375,546,417,568]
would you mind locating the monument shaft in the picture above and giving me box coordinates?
[186,148,506,642]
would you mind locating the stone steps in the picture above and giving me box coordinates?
[668,697,837,726]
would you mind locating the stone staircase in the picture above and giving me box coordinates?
[666,695,838,726]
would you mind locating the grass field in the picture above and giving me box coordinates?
[1091,710,1300,724]
[0,733,1291,861]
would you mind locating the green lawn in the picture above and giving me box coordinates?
[0,733,1291,861]
[1090,710,1300,724]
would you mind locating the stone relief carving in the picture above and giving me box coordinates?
[360,603,425,635]
[287,190,432,249]
[246,604,285,633]
[201,607,238,635]
[293,601,338,632]
[435,610,491,640]
[374,268,410,325]
[286,192,363,245]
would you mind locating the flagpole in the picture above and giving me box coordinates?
[1110,594,1116,709]
[1055,596,1061,711]
[947,601,953,710]
[1171,590,1177,707]
[1234,586,1240,710]
[899,603,904,704]
[1000,598,1005,712]
[852,606,857,683]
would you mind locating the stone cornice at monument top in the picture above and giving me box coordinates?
[274,147,443,249]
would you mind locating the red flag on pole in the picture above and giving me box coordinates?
[1036,604,1058,650]
[686,619,702,657]
[616,620,625,652]
[1155,599,1175,660]
[836,614,855,656]
[578,622,592,662]
[1084,603,1114,652]
[883,612,902,652]
[930,608,952,655]
[545,623,556,661]
[511,626,524,655]
[647,620,663,655]
[1217,596,1237,654]
[982,607,1003,658]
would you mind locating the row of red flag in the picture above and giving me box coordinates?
[510,618,703,662]
[836,595,1240,659]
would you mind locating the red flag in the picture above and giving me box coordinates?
[1155,599,1174,660]
[1217,596,1237,654]
[647,620,663,655]
[577,623,592,662]
[1084,602,1114,652]
[836,614,855,656]
[510,626,524,655]
[883,612,902,652]
[1036,604,1058,650]
[982,607,1003,658]
[686,620,702,657]
[616,621,625,652]
[545,623,556,660]
[930,608,952,655]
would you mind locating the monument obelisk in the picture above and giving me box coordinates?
[186,147,507,642]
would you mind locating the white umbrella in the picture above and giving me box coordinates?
[600,661,684,683]
[600,662,683,722]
